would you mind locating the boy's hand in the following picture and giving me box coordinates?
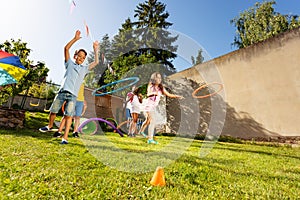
[75,30,82,40]
[93,41,99,51]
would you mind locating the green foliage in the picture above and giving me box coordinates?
[231,0,300,48]
[191,49,204,66]
[25,82,58,99]
[88,0,178,88]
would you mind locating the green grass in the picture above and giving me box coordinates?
[0,112,299,199]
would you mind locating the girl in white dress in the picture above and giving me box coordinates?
[138,72,183,144]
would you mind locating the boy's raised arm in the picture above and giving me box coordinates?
[64,30,81,62]
[88,41,100,70]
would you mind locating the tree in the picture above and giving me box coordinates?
[133,0,178,74]
[231,0,300,48]
[0,39,49,107]
[191,49,204,65]
[95,0,178,89]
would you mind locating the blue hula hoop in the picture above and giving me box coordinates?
[78,118,124,137]
[92,77,139,97]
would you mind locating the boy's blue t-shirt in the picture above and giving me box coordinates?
[59,59,89,96]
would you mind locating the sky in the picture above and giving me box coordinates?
[1,0,299,84]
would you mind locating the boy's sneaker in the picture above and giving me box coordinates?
[147,139,158,144]
[72,132,79,138]
[61,139,68,144]
[53,132,62,138]
[39,126,52,132]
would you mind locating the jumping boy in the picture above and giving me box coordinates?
[39,30,99,144]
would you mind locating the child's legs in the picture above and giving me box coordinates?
[58,117,66,132]
[63,116,73,140]
[129,113,139,134]
[139,111,151,134]
[62,93,77,140]
[73,101,84,132]
[48,93,66,128]
[73,116,80,132]
[147,110,156,139]
[48,113,57,128]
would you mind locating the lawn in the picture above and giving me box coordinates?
[0,112,299,199]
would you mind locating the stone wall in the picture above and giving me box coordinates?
[168,26,300,138]
[0,108,25,128]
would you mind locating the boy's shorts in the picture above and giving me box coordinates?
[50,91,77,116]
[74,101,84,117]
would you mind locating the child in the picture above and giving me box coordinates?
[39,30,99,144]
[124,85,136,120]
[54,83,87,138]
[138,72,183,144]
[128,87,143,137]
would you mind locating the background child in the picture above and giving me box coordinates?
[125,85,136,118]
[138,72,183,144]
[128,87,143,137]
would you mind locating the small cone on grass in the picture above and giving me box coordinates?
[150,166,166,186]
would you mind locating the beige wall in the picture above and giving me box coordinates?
[169,27,300,137]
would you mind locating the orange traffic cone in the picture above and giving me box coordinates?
[150,166,166,186]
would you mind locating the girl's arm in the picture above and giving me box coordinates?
[81,100,87,116]
[163,87,184,99]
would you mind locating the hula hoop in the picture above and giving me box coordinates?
[192,82,224,99]
[78,118,124,137]
[92,77,139,97]
[116,120,130,135]
[100,118,118,132]
[103,118,118,131]
[80,119,98,135]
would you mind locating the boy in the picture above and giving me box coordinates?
[39,30,99,144]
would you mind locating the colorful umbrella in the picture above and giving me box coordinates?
[0,50,27,86]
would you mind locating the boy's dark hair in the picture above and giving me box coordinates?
[77,49,87,56]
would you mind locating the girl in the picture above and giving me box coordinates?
[128,87,143,137]
[138,72,183,144]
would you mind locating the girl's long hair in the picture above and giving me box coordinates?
[149,72,164,91]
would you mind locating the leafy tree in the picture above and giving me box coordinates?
[231,0,300,48]
[0,39,49,107]
[95,0,178,89]
[191,49,204,65]
[133,0,178,74]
